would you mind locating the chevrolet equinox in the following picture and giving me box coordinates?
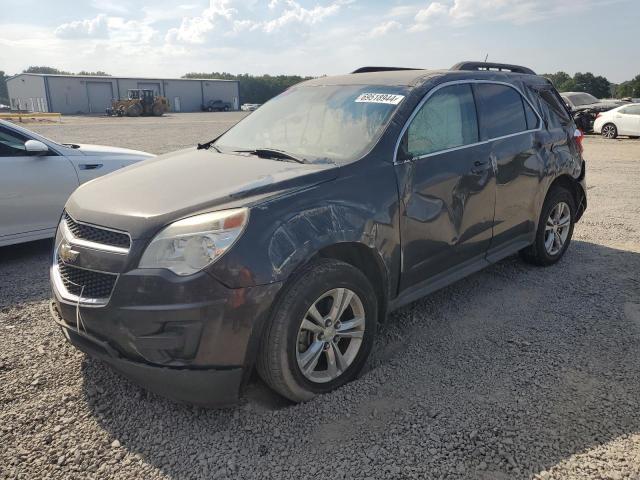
[50,62,587,405]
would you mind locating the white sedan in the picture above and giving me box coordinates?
[593,104,640,139]
[0,120,154,247]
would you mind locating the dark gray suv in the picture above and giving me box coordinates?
[50,62,587,406]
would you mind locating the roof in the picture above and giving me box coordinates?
[301,68,543,89]
[7,73,235,83]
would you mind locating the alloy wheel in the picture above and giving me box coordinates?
[602,124,616,139]
[296,288,365,383]
[544,201,571,256]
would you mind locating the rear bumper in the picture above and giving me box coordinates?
[51,301,244,406]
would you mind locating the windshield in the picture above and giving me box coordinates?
[215,85,408,163]
[566,92,599,106]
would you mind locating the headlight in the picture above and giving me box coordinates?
[139,208,248,276]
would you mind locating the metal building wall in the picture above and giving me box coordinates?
[6,74,48,112]
[163,79,205,112]
[46,76,118,114]
[202,81,240,110]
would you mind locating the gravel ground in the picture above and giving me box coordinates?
[1,114,640,480]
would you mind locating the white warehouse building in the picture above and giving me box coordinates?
[6,73,240,114]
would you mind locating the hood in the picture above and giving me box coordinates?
[65,147,339,239]
[574,101,624,112]
[74,143,155,158]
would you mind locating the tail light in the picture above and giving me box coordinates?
[574,129,584,154]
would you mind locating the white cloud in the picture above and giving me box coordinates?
[412,2,448,31]
[165,0,237,44]
[368,20,401,38]
[54,14,109,39]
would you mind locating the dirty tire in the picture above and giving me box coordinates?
[520,186,576,266]
[152,105,164,117]
[601,123,618,139]
[126,104,142,117]
[257,258,377,403]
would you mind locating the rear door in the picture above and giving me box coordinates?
[395,83,496,290]
[0,126,78,239]
[473,82,545,260]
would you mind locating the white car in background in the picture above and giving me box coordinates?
[593,104,640,139]
[0,119,154,247]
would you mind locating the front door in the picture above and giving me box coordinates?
[617,105,640,136]
[395,83,496,291]
[0,126,78,239]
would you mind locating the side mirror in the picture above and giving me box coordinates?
[24,140,49,154]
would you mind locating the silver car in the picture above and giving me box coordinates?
[0,120,154,247]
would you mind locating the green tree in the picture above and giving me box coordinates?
[23,66,72,75]
[77,71,111,76]
[0,71,9,105]
[183,72,312,104]
[573,72,611,98]
[616,75,640,98]
[542,71,575,92]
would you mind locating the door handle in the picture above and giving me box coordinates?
[78,163,103,170]
[474,160,488,167]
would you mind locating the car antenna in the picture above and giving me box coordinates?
[484,53,489,62]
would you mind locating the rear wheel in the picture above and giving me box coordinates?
[207,106,214,112]
[224,106,230,112]
[257,259,377,402]
[152,104,164,116]
[520,186,576,266]
[601,123,618,139]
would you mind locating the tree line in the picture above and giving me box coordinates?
[182,72,312,104]
[1,66,639,107]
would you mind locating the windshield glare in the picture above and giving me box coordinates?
[567,93,598,106]
[215,85,408,163]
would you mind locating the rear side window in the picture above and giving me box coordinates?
[474,84,530,140]
[536,88,572,128]
[403,84,479,158]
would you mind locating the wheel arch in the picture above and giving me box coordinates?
[546,173,586,221]
[312,242,389,323]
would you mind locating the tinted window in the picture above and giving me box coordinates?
[474,84,528,140]
[402,84,478,158]
[0,127,28,157]
[537,88,572,128]
[523,99,540,130]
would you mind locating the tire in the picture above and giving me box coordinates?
[126,104,142,117]
[207,106,214,112]
[520,186,576,266]
[224,106,230,112]
[601,123,618,139]
[152,104,164,117]
[257,258,378,402]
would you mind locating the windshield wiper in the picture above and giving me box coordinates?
[233,148,307,164]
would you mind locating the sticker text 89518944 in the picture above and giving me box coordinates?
[355,93,405,105]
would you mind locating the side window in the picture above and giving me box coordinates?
[474,83,528,140]
[0,127,29,157]
[403,84,478,158]
[621,105,640,115]
[536,88,572,128]
[523,99,540,130]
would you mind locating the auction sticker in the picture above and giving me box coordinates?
[355,93,405,105]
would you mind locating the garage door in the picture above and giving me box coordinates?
[87,82,114,114]
[137,82,161,96]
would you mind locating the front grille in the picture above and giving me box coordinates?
[65,213,130,249]
[57,258,117,299]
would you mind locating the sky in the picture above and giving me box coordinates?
[0,0,637,83]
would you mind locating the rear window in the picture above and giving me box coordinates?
[473,84,530,140]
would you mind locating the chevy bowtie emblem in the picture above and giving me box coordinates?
[59,242,80,264]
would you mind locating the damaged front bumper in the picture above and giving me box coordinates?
[50,265,282,406]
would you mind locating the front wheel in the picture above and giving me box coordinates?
[257,259,377,402]
[601,123,618,139]
[520,186,576,266]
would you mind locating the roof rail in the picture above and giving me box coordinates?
[451,61,536,75]
[351,66,422,74]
